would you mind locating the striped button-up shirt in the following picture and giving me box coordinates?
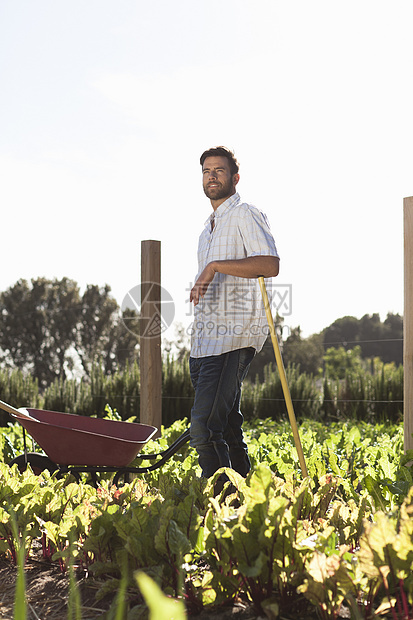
[190,192,279,358]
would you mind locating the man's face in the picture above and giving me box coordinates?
[202,156,239,204]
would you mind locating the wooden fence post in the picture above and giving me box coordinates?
[140,240,162,436]
[404,197,413,452]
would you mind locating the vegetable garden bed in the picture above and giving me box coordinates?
[1,415,413,619]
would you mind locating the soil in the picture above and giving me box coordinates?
[0,557,263,620]
[0,558,115,620]
[0,556,358,619]
[0,538,357,620]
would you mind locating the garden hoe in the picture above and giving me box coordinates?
[258,277,308,478]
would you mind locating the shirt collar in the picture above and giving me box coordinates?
[203,192,240,229]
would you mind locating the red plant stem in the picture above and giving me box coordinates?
[389,597,399,620]
[239,575,255,607]
[58,557,66,573]
[398,579,410,619]
[6,531,17,565]
[186,501,194,539]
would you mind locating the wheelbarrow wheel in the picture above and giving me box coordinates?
[9,453,58,476]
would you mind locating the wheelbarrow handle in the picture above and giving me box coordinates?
[0,399,32,420]
[140,428,191,461]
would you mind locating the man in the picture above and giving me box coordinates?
[189,146,279,490]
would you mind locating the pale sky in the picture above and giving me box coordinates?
[1,0,412,341]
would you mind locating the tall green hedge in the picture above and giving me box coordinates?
[0,357,404,428]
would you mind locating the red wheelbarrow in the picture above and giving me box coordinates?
[0,400,190,485]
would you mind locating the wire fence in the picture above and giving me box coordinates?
[0,329,405,427]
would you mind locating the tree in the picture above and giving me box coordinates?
[0,278,80,385]
[323,345,363,380]
[323,316,360,351]
[283,328,324,376]
[358,313,383,359]
[322,313,403,365]
[75,284,138,376]
[0,278,138,386]
[381,313,403,364]
[106,308,140,373]
[163,322,191,363]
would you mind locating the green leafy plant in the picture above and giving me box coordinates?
[0,418,413,618]
[136,570,187,619]
[9,508,27,620]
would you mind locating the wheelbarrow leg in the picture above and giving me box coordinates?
[112,471,131,487]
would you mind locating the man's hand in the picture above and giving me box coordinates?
[190,256,279,306]
[190,263,217,306]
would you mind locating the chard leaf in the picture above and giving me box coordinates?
[167,520,191,556]
[347,425,361,446]
[245,463,273,504]
[306,550,341,582]
[136,571,187,620]
[154,501,175,556]
[363,475,389,511]
[238,549,267,577]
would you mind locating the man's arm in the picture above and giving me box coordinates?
[190,255,279,306]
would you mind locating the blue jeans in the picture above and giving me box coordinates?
[189,347,255,479]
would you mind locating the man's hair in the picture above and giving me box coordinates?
[200,146,239,176]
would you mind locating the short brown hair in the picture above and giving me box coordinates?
[200,146,239,176]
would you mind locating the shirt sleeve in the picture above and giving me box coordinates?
[238,205,279,259]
